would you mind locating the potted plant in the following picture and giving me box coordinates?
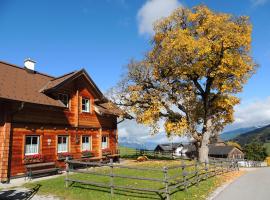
[24,154,43,164]
[81,150,93,158]
[57,152,72,161]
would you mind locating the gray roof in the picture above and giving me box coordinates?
[154,143,183,151]
[208,145,236,156]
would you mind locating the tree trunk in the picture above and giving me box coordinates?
[198,144,209,163]
[198,119,212,163]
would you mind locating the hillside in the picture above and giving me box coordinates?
[220,127,258,141]
[232,124,270,146]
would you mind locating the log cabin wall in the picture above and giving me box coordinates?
[0,102,11,182]
[10,123,117,177]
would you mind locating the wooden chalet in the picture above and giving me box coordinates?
[0,59,125,182]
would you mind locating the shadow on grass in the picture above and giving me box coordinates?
[0,184,41,200]
[72,183,165,200]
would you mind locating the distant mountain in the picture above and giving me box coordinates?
[232,124,270,146]
[118,137,157,150]
[220,127,258,141]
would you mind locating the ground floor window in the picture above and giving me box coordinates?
[25,136,40,155]
[102,136,109,149]
[82,136,91,151]
[58,136,69,153]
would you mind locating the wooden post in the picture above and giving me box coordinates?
[98,128,102,157]
[65,157,69,188]
[204,162,208,180]
[195,161,199,186]
[110,159,114,197]
[163,167,170,200]
[182,162,187,191]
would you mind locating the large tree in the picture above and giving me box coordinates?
[110,6,256,162]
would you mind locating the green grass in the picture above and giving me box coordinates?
[24,160,221,200]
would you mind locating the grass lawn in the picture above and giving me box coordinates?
[24,160,232,200]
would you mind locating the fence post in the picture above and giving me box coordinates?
[204,162,208,180]
[163,167,170,200]
[110,159,114,197]
[182,162,187,191]
[195,161,199,186]
[65,157,69,188]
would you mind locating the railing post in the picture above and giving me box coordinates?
[182,162,187,191]
[65,157,69,188]
[195,161,199,186]
[110,159,114,197]
[204,162,208,180]
[163,166,170,200]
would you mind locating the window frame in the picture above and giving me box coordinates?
[82,97,90,113]
[101,136,109,149]
[57,135,69,153]
[81,135,92,151]
[25,135,40,156]
[59,93,69,108]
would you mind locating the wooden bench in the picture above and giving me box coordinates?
[25,162,59,180]
[107,154,120,163]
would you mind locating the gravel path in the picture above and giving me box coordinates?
[0,187,60,200]
[214,167,270,200]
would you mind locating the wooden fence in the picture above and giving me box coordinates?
[64,158,238,200]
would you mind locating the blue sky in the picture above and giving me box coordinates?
[1,0,270,143]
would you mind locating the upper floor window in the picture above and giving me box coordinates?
[59,94,69,108]
[25,136,40,155]
[82,98,90,113]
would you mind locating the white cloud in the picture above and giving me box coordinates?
[225,96,270,131]
[118,119,188,144]
[137,0,181,35]
[251,0,268,6]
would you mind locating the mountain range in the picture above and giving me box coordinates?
[119,124,270,149]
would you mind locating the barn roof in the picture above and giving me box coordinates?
[154,143,183,151]
[208,145,236,156]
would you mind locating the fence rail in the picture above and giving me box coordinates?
[65,158,238,200]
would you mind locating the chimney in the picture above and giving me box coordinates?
[24,58,36,71]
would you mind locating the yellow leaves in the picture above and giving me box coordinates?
[164,118,188,135]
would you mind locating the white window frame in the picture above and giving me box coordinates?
[59,93,69,108]
[25,136,40,155]
[82,136,92,151]
[57,136,69,153]
[82,98,90,113]
[101,136,109,149]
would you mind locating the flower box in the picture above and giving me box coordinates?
[57,152,73,161]
[102,149,111,157]
[24,154,43,164]
[81,150,93,158]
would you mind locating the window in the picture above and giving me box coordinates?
[58,136,69,153]
[25,136,40,155]
[82,98,90,112]
[82,136,91,151]
[102,136,108,149]
[59,94,69,108]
